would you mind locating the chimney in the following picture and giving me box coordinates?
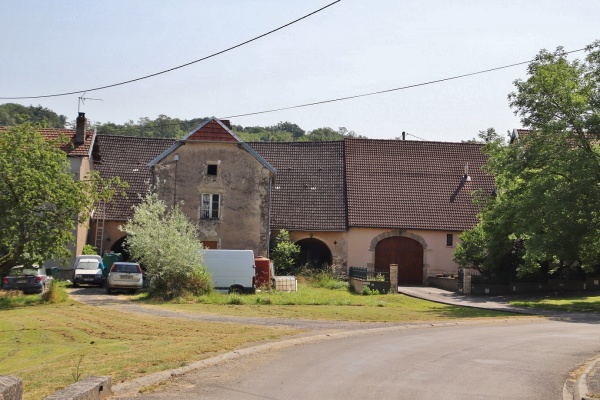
[402,131,406,140]
[463,162,471,181]
[220,119,232,129]
[75,112,86,145]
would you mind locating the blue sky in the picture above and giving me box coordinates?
[1,0,598,141]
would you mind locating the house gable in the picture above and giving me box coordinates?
[149,117,276,174]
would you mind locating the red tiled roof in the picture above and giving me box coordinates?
[0,127,94,157]
[345,139,494,231]
[186,120,238,142]
[92,135,175,221]
[248,141,347,231]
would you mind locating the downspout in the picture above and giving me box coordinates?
[267,175,273,258]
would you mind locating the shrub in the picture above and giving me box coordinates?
[271,230,300,275]
[41,280,68,303]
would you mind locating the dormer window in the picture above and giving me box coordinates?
[207,164,218,176]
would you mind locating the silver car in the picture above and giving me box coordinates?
[105,262,143,294]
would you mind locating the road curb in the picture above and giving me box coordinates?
[573,355,600,400]
[111,318,525,397]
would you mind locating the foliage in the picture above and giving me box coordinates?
[121,193,212,299]
[298,267,348,290]
[95,114,207,139]
[0,103,67,128]
[41,280,69,303]
[270,230,300,275]
[456,41,600,278]
[81,244,98,255]
[0,123,124,277]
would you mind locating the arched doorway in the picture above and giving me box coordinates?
[296,238,332,270]
[375,237,423,285]
[109,236,131,262]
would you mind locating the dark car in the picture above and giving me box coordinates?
[3,265,52,294]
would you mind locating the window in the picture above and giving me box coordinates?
[446,234,453,247]
[207,164,218,176]
[201,194,221,219]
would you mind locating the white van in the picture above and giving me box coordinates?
[73,255,105,287]
[202,250,256,293]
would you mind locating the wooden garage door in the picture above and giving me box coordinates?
[375,237,423,285]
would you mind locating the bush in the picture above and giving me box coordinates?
[41,280,68,303]
[149,265,212,300]
[300,267,348,290]
[271,230,300,275]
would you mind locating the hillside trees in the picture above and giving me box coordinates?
[0,103,67,128]
[0,123,123,277]
[454,41,600,278]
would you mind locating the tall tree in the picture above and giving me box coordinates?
[0,103,67,128]
[455,41,600,277]
[0,123,123,276]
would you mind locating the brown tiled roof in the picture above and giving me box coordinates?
[0,127,94,157]
[345,139,494,231]
[92,135,175,221]
[186,119,238,142]
[248,141,347,231]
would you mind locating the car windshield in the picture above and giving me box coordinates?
[77,260,99,270]
[114,264,139,273]
[9,268,38,276]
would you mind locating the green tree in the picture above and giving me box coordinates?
[0,103,67,128]
[0,123,122,277]
[456,41,600,277]
[270,230,300,275]
[121,194,212,299]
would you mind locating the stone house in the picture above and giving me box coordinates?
[147,118,276,255]
[90,117,494,285]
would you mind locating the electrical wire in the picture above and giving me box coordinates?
[222,48,586,119]
[0,0,341,100]
[83,48,588,136]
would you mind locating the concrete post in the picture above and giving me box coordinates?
[389,264,398,293]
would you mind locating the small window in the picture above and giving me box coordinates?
[446,234,453,247]
[207,164,218,176]
[201,194,221,219]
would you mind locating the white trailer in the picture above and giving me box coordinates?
[202,249,256,293]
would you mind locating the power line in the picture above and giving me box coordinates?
[95,47,587,136]
[222,48,586,119]
[0,1,342,100]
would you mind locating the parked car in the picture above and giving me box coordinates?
[3,265,52,294]
[105,262,143,294]
[73,255,105,287]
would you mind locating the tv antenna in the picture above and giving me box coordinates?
[78,92,103,112]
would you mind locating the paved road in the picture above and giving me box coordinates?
[70,287,600,399]
[122,317,600,400]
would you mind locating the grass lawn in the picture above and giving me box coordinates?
[141,282,516,322]
[509,294,600,312]
[0,293,298,400]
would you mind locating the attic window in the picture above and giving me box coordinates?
[207,164,218,176]
[446,234,453,247]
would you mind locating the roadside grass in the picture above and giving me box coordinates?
[141,282,516,322]
[509,294,600,312]
[0,294,298,400]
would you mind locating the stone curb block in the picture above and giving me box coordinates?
[112,318,526,397]
[0,376,22,400]
[574,356,600,400]
[44,376,111,400]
